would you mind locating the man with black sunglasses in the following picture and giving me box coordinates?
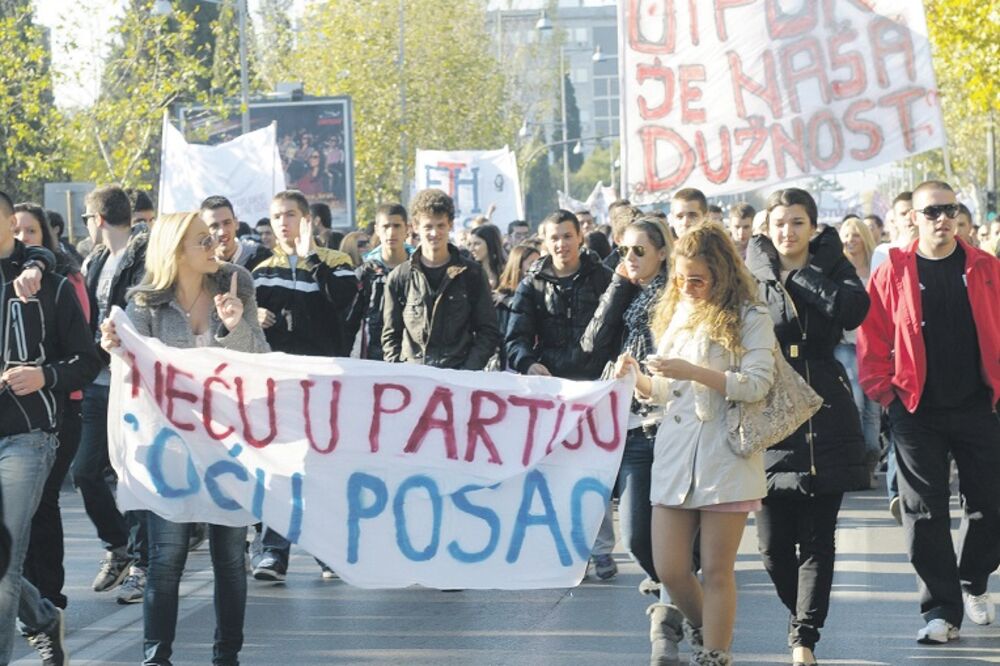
[859,180,1000,646]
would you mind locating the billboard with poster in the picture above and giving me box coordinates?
[179,97,355,228]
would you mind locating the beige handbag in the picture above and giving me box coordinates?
[726,343,823,457]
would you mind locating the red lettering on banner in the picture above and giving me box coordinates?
[688,0,700,46]
[821,0,876,27]
[465,390,506,465]
[727,50,782,119]
[679,65,707,124]
[695,127,733,184]
[404,386,458,460]
[807,110,844,171]
[301,379,341,454]
[586,392,623,451]
[234,376,278,448]
[844,99,883,160]
[771,118,809,180]
[165,364,197,432]
[637,58,675,120]
[369,383,411,453]
[435,162,466,199]
[640,126,695,193]
[543,402,568,456]
[202,363,235,441]
[560,404,589,451]
[879,86,924,152]
[765,0,817,39]
[827,27,866,99]
[713,0,754,42]
[154,360,164,408]
[734,116,770,181]
[869,16,916,88]
[628,0,676,55]
[128,352,141,398]
[508,396,556,466]
[780,36,832,114]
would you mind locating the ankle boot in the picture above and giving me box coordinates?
[689,646,733,666]
[647,603,683,665]
[682,618,703,649]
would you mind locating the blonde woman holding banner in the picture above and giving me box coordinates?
[101,211,268,666]
[616,225,776,666]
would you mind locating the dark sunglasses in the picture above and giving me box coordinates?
[616,245,646,258]
[916,204,959,220]
[81,213,96,224]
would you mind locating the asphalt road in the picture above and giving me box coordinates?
[10,485,1000,665]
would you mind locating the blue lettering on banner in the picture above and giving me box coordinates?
[147,425,201,498]
[287,472,304,543]
[393,475,442,561]
[570,477,611,560]
[447,484,500,563]
[346,472,389,564]
[506,469,572,566]
[204,460,249,511]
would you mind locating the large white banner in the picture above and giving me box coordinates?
[414,148,524,225]
[158,118,286,223]
[619,1,946,201]
[107,308,631,589]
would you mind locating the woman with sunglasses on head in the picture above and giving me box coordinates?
[100,212,269,666]
[745,188,870,666]
[614,225,777,666]
[582,217,679,661]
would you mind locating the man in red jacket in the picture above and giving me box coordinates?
[858,180,1000,645]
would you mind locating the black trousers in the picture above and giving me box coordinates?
[24,398,82,608]
[888,397,1000,627]
[756,492,844,650]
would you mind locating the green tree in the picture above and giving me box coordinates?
[569,141,620,201]
[289,0,520,222]
[255,0,293,91]
[551,75,582,174]
[920,1,1000,194]
[523,136,557,224]
[0,8,66,200]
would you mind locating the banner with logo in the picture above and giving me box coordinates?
[107,308,631,589]
[414,148,524,225]
[619,1,946,201]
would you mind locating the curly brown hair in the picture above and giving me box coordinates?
[651,224,759,353]
[409,188,455,222]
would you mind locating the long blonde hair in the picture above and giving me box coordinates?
[839,217,876,268]
[651,224,758,353]
[133,212,200,293]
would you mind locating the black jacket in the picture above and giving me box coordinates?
[82,227,148,364]
[580,272,640,358]
[381,244,500,370]
[1,241,100,436]
[746,228,871,497]
[505,250,613,380]
[347,256,395,361]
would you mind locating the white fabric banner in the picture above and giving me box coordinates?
[619,1,946,201]
[415,148,524,224]
[158,118,286,223]
[106,308,631,590]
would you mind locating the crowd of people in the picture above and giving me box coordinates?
[0,177,997,666]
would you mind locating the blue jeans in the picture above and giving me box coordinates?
[833,344,882,461]
[144,515,247,666]
[616,429,657,580]
[0,432,60,663]
[73,383,148,565]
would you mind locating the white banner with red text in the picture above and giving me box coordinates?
[106,308,631,589]
[618,0,946,201]
[414,147,524,225]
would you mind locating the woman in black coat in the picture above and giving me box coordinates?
[745,188,870,666]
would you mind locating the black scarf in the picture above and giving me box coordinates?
[621,272,666,416]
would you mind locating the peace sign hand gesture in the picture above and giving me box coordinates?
[214,273,244,331]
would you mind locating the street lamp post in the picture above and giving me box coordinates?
[559,46,570,195]
[152,0,250,135]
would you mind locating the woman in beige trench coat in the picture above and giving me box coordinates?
[616,225,776,666]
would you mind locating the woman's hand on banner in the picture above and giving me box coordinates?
[100,318,120,352]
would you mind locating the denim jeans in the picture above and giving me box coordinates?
[261,527,291,568]
[24,398,81,608]
[73,383,148,566]
[0,432,61,664]
[833,344,882,461]
[144,514,247,666]
[616,429,657,579]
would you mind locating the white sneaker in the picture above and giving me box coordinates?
[964,591,996,625]
[917,618,959,644]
